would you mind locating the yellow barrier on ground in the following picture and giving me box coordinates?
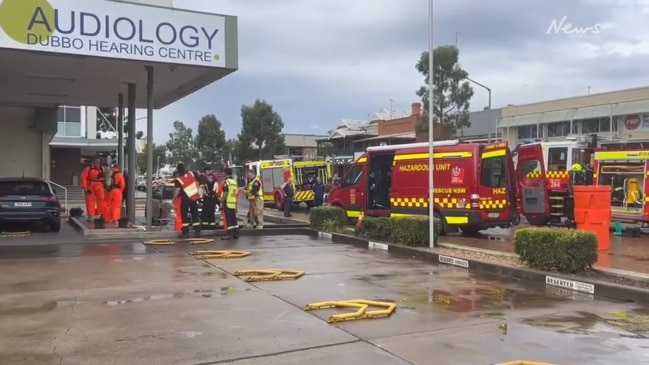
[143,239,177,245]
[192,250,251,259]
[493,360,557,365]
[304,299,396,323]
[0,231,31,237]
[185,238,214,245]
[234,269,305,282]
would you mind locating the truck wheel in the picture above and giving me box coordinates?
[460,226,482,236]
[433,211,446,236]
[526,215,549,226]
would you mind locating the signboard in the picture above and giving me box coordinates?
[545,275,595,294]
[0,0,227,67]
[368,241,388,251]
[333,156,354,165]
[624,114,641,131]
[438,255,469,268]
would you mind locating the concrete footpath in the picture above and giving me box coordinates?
[1,235,648,364]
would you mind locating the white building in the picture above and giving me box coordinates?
[49,106,118,185]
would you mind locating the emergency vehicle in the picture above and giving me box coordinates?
[592,142,649,224]
[326,140,519,234]
[514,137,596,225]
[246,157,332,209]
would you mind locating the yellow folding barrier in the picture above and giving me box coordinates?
[192,250,251,259]
[304,299,396,323]
[493,362,557,365]
[234,269,305,282]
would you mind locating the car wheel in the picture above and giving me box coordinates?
[50,221,61,233]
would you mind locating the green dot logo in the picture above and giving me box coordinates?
[213,54,220,61]
[0,0,55,44]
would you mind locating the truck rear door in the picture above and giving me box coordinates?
[479,143,512,217]
[516,144,548,220]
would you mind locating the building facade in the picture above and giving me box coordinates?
[497,86,649,149]
[49,106,118,186]
[283,133,326,156]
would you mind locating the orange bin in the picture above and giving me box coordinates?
[572,185,611,252]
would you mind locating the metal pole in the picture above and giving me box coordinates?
[466,77,492,141]
[126,83,137,222]
[117,93,124,168]
[428,0,435,248]
[145,65,154,230]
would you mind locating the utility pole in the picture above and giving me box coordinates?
[587,86,592,95]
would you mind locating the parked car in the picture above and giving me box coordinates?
[145,183,220,224]
[0,177,61,232]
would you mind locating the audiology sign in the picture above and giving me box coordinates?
[0,0,227,67]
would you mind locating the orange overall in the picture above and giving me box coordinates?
[104,168,125,223]
[81,165,106,217]
[174,196,183,232]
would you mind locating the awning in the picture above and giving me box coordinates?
[539,109,577,124]
[497,113,542,128]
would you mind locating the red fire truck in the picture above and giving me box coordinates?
[326,140,519,234]
[514,137,596,225]
[592,145,649,224]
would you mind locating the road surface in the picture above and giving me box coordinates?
[0,235,647,364]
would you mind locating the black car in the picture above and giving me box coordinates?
[0,177,61,232]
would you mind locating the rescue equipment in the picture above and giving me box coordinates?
[303,299,396,323]
[191,250,251,259]
[233,269,305,282]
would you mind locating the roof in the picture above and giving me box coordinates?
[354,132,417,143]
[284,133,327,147]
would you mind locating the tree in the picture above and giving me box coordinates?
[97,107,117,132]
[165,120,195,166]
[238,99,286,159]
[195,114,227,166]
[137,143,168,174]
[415,45,474,138]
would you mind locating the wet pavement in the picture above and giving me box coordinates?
[1,235,649,364]
[443,226,649,275]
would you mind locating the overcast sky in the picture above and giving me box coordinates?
[140,0,649,143]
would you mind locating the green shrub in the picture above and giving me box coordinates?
[359,216,442,247]
[359,217,392,241]
[310,206,346,230]
[320,219,343,232]
[513,227,598,273]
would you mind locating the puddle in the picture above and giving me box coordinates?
[522,310,649,337]
[0,300,78,316]
[103,286,251,305]
[174,269,228,279]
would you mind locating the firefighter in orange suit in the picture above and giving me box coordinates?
[172,171,183,232]
[104,164,125,224]
[173,163,201,238]
[81,158,106,221]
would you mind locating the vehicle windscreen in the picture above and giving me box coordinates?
[295,166,328,186]
[0,181,50,195]
[480,155,507,188]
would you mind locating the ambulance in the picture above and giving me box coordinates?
[248,157,332,208]
[326,140,519,234]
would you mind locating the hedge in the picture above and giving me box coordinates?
[358,216,441,247]
[309,206,346,231]
[513,227,598,273]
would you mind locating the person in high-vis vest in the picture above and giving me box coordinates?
[81,158,106,221]
[220,167,240,240]
[245,169,264,229]
[173,163,201,238]
[200,168,218,229]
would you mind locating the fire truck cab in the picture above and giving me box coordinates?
[327,140,519,234]
[249,157,332,209]
[515,137,595,225]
